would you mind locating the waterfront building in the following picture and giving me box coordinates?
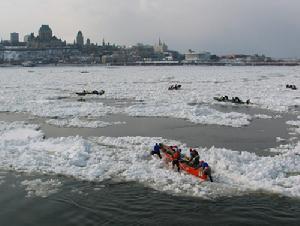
[10,32,19,44]
[184,50,211,63]
[76,31,84,47]
[27,25,66,48]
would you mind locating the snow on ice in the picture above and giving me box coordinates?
[0,66,299,127]
[0,66,299,199]
[0,121,300,199]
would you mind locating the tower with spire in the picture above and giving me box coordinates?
[154,38,168,53]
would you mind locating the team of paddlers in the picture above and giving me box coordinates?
[286,84,297,90]
[214,95,250,104]
[151,143,213,182]
[168,84,182,90]
[76,90,105,96]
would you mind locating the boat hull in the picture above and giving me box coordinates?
[160,144,208,180]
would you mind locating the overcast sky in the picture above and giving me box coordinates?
[1,0,300,57]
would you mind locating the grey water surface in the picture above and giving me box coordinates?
[0,172,299,226]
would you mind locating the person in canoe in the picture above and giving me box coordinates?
[151,143,162,159]
[199,161,213,182]
[232,97,241,103]
[172,149,182,172]
[168,85,174,90]
[188,148,200,168]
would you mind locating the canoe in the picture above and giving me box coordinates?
[76,90,105,96]
[213,97,250,104]
[159,144,208,181]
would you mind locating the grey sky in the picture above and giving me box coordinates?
[1,0,300,57]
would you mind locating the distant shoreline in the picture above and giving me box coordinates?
[1,62,300,68]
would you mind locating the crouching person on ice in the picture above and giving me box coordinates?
[199,161,213,182]
[151,143,162,159]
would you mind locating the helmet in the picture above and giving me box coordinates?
[189,148,193,152]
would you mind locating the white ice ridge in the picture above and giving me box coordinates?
[126,103,251,127]
[254,114,272,119]
[0,66,299,127]
[286,120,300,134]
[1,121,300,199]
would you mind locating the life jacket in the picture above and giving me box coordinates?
[173,151,181,160]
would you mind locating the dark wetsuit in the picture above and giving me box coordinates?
[189,150,199,168]
[200,162,213,182]
[151,144,162,159]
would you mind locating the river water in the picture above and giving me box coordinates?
[0,172,299,226]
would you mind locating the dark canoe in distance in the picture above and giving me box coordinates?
[168,84,182,90]
[159,144,209,181]
[213,96,250,104]
[213,96,231,102]
[286,84,297,90]
[76,90,105,96]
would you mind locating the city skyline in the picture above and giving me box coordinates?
[1,0,300,58]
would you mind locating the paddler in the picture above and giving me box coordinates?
[151,143,162,159]
[199,161,213,182]
[172,149,182,172]
[188,148,200,168]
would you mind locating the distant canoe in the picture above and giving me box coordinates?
[76,90,105,96]
[213,96,250,104]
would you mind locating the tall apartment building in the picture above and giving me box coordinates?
[10,32,19,44]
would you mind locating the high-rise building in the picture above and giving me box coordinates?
[39,25,52,42]
[10,32,19,44]
[86,38,91,46]
[76,31,84,46]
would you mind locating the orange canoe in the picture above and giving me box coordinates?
[159,144,208,181]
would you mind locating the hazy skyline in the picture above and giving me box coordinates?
[1,0,300,58]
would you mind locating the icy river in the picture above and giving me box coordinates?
[0,66,299,225]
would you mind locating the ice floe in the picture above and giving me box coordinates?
[125,103,251,127]
[286,120,300,134]
[1,121,300,199]
[254,114,273,119]
[0,66,299,127]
